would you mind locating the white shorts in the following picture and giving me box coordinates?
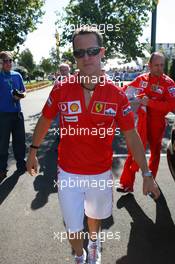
[57,168,113,233]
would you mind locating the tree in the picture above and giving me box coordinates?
[0,0,45,50]
[62,49,75,65]
[164,56,169,75]
[169,59,175,81]
[56,0,154,60]
[40,57,54,75]
[32,68,44,80]
[49,47,60,72]
[18,49,35,73]
[13,66,28,79]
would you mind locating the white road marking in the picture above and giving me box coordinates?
[113,153,167,158]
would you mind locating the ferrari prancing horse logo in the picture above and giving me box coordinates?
[95,103,103,113]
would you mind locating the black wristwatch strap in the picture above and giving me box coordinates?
[30,144,39,149]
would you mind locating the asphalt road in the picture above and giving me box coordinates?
[1,86,175,264]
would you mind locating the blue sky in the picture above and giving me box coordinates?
[20,0,175,63]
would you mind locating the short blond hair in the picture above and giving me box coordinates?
[0,51,13,60]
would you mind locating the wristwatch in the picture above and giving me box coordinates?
[142,170,152,177]
[30,144,39,149]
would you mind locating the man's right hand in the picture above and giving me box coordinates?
[143,176,160,200]
[25,115,52,176]
[26,153,38,176]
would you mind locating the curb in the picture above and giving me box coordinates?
[26,83,53,93]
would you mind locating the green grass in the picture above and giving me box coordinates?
[25,80,51,90]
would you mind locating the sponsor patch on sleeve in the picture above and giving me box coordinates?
[123,105,132,116]
[168,87,175,97]
[140,81,148,88]
[47,97,52,107]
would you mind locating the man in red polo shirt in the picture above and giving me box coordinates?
[118,52,175,193]
[27,28,160,264]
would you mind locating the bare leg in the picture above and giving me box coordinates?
[88,217,101,239]
[68,231,84,256]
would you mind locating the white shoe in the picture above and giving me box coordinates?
[87,240,101,264]
[75,248,87,264]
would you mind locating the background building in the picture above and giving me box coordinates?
[156,43,175,58]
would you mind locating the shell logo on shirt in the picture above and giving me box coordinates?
[70,103,79,112]
[59,101,82,114]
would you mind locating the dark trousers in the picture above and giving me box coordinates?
[0,112,26,172]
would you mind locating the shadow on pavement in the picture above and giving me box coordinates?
[0,171,22,205]
[14,112,59,210]
[30,134,59,210]
[0,110,59,208]
[116,192,175,264]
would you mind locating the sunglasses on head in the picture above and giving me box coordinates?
[73,47,101,58]
[3,59,13,63]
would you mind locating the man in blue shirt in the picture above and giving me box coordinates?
[0,51,26,182]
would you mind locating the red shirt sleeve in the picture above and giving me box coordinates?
[42,85,60,119]
[126,76,141,88]
[116,91,135,131]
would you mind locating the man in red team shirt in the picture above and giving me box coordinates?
[118,52,175,193]
[26,28,160,264]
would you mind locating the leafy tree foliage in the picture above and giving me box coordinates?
[56,0,155,60]
[18,49,35,73]
[49,47,60,71]
[61,49,75,65]
[0,0,45,50]
[40,57,54,74]
[32,68,44,80]
[13,65,28,79]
